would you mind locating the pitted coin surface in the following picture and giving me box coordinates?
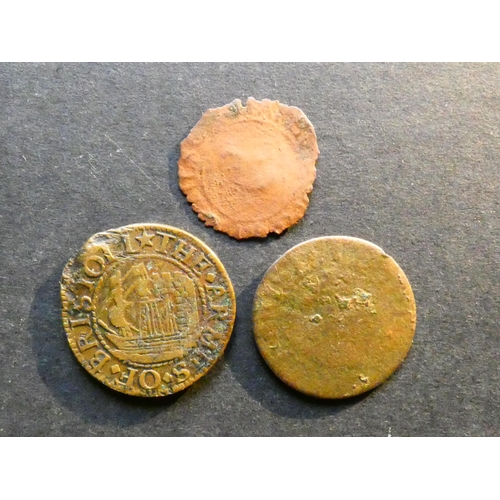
[61,224,235,397]
[179,97,319,239]
[253,236,416,398]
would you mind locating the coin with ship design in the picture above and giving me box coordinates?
[61,224,235,397]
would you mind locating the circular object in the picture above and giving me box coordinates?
[179,98,319,239]
[61,224,236,397]
[253,236,416,398]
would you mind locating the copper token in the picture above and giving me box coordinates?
[60,224,236,397]
[179,98,319,239]
[253,236,416,398]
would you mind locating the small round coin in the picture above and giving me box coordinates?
[253,236,416,398]
[179,97,319,239]
[61,224,236,397]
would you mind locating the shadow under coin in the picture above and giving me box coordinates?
[28,265,186,429]
[226,274,374,419]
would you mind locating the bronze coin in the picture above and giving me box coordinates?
[179,97,319,239]
[253,236,416,398]
[61,224,236,397]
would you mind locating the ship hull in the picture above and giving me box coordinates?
[104,331,196,363]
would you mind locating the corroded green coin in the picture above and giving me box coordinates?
[253,236,416,398]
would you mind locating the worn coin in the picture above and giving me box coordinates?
[179,97,319,239]
[61,224,235,397]
[253,236,416,398]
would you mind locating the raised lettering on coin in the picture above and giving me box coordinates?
[61,224,236,397]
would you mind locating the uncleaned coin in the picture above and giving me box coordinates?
[253,236,416,398]
[179,98,319,239]
[61,224,235,397]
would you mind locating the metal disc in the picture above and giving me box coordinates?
[179,98,319,239]
[253,236,416,398]
[61,223,236,397]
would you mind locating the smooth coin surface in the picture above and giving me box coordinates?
[179,97,319,239]
[253,237,416,398]
[61,224,235,397]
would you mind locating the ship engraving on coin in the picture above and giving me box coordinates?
[179,97,319,239]
[253,236,416,399]
[61,224,235,397]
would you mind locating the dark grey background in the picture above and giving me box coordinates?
[1,63,498,436]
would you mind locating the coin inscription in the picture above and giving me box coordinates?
[61,224,235,397]
[253,236,417,399]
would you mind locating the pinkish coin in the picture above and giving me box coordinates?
[179,98,319,239]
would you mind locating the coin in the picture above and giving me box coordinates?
[60,224,236,397]
[253,236,416,398]
[179,97,319,239]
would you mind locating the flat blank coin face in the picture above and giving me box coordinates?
[61,224,235,397]
[253,236,416,398]
[179,98,319,239]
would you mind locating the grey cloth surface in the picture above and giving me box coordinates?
[1,62,499,436]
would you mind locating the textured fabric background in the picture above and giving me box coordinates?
[1,63,499,436]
